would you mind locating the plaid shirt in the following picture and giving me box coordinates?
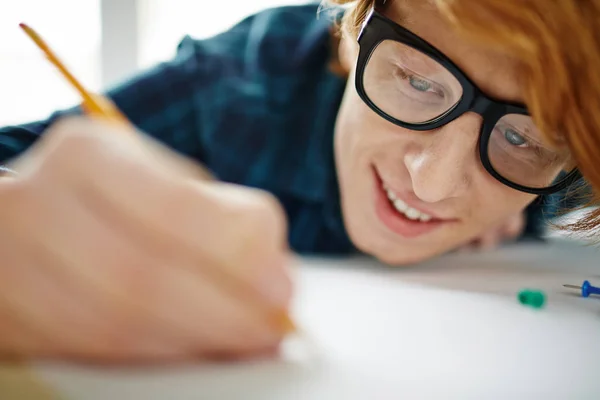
[0,4,550,255]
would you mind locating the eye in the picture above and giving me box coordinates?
[409,76,432,92]
[504,128,528,147]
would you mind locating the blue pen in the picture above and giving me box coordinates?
[563,280,600,298]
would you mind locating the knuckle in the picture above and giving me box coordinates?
[243,189,287,242]
[192,182,287,237]
[209,186,287,253]
[228,191,288,267]
[48,117,95,147]
[42,119,102,170]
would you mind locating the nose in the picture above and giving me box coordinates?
[403,112,481,203]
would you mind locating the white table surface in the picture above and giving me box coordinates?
[19,240,600,399]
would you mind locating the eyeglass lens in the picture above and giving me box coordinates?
[362,40,573,189]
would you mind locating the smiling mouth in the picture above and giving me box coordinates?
[382,183,433,222]
[372,166,452,238]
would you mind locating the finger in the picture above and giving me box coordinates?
[0,230,129,360]
[0,192,110,358]
[6,188,189,361]
[4,120,288,360]
[40,186,283,357]
[79,177,290,350]
[32,118,291,307]
[75,148,291,307]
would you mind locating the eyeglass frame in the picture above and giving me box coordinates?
[354,7,581,195]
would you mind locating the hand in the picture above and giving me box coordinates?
[459,212,525,252]
[0,117,292,363]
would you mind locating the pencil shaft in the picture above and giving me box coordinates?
[19,23,94,106]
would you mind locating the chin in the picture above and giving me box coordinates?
[345,220,436,266]
[346,210,467,266]
[371,243,440,266]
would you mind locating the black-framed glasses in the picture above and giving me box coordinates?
[355,7,581,195]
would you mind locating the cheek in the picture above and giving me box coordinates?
[463,143,537,224]
[474,178,536,224]
[336,87,368,149]
[334,78,392,165]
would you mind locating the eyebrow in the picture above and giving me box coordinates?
[386,0,527,105]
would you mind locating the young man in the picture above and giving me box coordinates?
[0,0,577,362]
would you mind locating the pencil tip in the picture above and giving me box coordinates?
[282,316,297,334]
[18,23,35,37]
[274,310,296,335]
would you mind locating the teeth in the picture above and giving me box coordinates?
[419,214,431,222]
[393,198,407,212]
[405,208,421,220]
[384,186,433,222]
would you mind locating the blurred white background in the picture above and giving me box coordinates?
[0,0,308,126]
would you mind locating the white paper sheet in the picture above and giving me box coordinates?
[29,241,600,399]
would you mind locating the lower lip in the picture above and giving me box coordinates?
[373,169,447,238]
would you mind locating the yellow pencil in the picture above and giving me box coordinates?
[19,23,128,124]
[18,22,296,336]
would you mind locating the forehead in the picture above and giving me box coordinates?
[385,1,524,103]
